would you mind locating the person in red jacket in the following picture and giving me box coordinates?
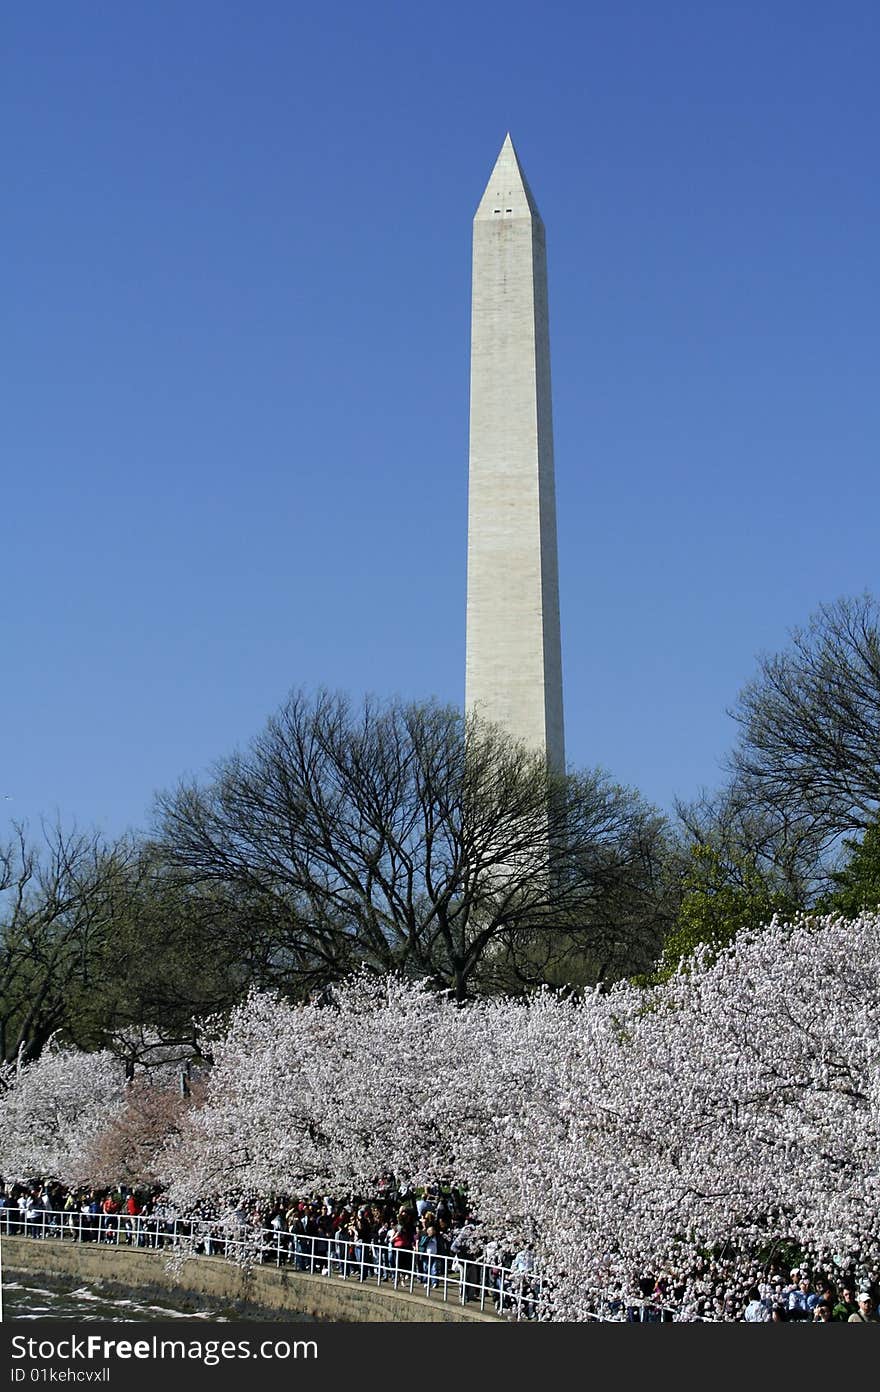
[391,1210,415,1278]
[100,1193,119,1244]
[122,1193,141,1246]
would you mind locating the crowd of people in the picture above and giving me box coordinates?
[625,1257,880,1323]
[2,1178,878,1323]
[0,1177,540,1317]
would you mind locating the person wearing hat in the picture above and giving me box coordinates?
[847,1291,880,1322]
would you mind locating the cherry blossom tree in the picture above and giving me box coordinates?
[7,911,880,1322]
[465,912,880,1318]
[162,912,880,1319]
[161,975,466,1211]
[72,1075,204,1189]
[0,1043,125,1183]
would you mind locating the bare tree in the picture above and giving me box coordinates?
[730,594,880,847]
[0,823,139,1063]
[674,785,826,906]
[155,691,669,999]
[90,849,280,1051]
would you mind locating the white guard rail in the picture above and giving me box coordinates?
[0,1206,545,1320]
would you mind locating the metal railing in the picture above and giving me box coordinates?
[0,1207,545,1320]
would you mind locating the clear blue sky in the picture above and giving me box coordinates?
[3,1,879,842]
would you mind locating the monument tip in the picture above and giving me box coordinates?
[475,133,541,222]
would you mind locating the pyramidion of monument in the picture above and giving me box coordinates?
[474,132,542,221]
[465,136,565,773]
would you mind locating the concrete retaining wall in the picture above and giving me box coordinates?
[1,1238,499,1323]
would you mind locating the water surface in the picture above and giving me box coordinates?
[1,1278,284,1322]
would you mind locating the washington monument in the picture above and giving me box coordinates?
[465,134,565,772]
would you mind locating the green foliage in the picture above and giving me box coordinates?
[820,819,880,917]
[657,843,798,978]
